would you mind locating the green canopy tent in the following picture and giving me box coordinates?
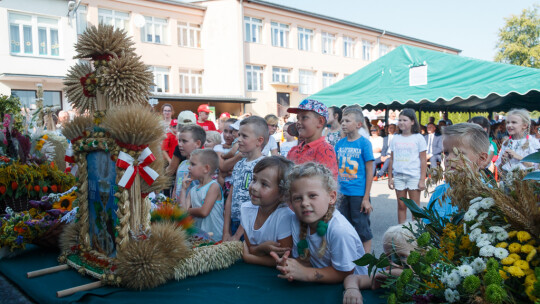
[310,45,540,112]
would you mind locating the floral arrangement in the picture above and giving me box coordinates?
[150,201,196,235]
[358,153,540,303]
[0,189,77,253]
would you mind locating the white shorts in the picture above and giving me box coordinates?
[393,173,420,191]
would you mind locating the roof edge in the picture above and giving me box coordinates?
[245,0,461,53]
[145,0,206,10]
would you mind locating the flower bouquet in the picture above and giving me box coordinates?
[357,152,540,303]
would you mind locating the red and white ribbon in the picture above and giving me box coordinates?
[116,147,159,189]
[65,145,75,163]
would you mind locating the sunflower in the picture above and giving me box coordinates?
[52,193,76,211]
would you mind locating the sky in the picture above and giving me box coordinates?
[185,0,538,61]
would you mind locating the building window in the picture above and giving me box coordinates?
[379,43,389,57]
[244,16,262,43]
[271,22,289,48]
[246,65,263,91]
[322,72,337,88]
[321,32,335,55]
[362,40,372,61]
[76,5,87,35]
[179,69,202,94]
[150,67,170,93]
[44,91,62,108]
[298,27,313,51]
[98,8,129,31]
[11,90,61,109]
[178,22,201,48]
[299,70,315,94]
[343,36,354,57]
[141,16,168,44]
[9,13,60,57]
[272,67,290,83]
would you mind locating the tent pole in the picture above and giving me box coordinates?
[385,106,389,126]
[418,107,422,125]
[468,111,471,120]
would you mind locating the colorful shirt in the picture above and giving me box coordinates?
[230,156,264,221]
[325,130,341,147]
[288,137,338,178]
[161,132,178,159]
[335,137,374,196]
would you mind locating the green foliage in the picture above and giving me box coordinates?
[416,111,489,126]
[0,94,25,133]
[522,151,540,181]
[495,4,540,68]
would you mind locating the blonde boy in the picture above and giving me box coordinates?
[223,116,268,241]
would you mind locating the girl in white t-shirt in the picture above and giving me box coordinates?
[271,162,367,283]
[387,109,427,224]
[496,109,540,178]
[242,156,295,266]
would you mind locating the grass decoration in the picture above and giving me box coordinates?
[62,116,93,142]
[74,24,135,61]
[59,222,80,253]
[101,104,164,147]
[63,62,97,114]
[115,222,190,290]
[150,204,196,235]
[100,53,154,107]
[174,241,243,280]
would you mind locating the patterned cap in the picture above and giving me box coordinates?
[287,99,328,120]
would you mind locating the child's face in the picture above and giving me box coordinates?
[198,111,209,121]
[267,121,278,135]
[388,124,396,134]
[232,129,239,138]
[398,115,414,133]
[249,167,280,208]
[340,113,361,135]
[327,108,336,124]
[290,177,336,230]
[296,110,324,139]
[204,138,216,149]
[188,154,206,179]
[178,131,201,157]
[442,136,486,171]
[283,125,295,141]
[223,123,234,145]
[238,124,262,154]
[506,115,528,137]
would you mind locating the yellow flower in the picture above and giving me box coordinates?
[52,193,75,211]
[508,231,517,238]
[509,243,522,253]
[42,134,49,140]
[525,285,537,302]
[459,236,472,250]
[506,266,525,277]
[521,244,534,254]
[501,257,515,265]
[499,270,509,280]
[524,268,534,276]
[496,242,508,248]
[513,260,529,270]
[517,231,531,242]
[526,248,537,262]
[508,253,521,260]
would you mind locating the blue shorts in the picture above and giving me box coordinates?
[338,195,373,242]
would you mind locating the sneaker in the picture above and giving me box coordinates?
[373,176,379,181]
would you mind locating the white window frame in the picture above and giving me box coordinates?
[179,69,203,94]
[98,8,129,31]
[9,12,61,58]
[362,40,373,61]
[76,5,87,35]
[321,32,335,55]
[298,27,313,51]
[343,36,354,58]
[379,43,389,57]
[244,16,262,43]
[141,16,168,44]
[150,66,170,93]
[272,67,290,83]
[246,65,263,91]
[299,70,315,95]
[271,21,289,48]
[322,72,337,88]
[178,22,201,48]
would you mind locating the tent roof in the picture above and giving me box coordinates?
[310,45,540,112]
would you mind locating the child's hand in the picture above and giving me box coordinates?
[276,258,308,282]
[255,241,290,256]
[181,174,192,190]
[343,288,363,304]
[418,179,426,191]
[388,178,394,190]
[360,198,373,214]
[270,250,289,268]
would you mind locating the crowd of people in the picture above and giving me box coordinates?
[149,101,539,302]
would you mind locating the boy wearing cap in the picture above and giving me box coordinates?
[197,104,217,131]
[287,99,338,178]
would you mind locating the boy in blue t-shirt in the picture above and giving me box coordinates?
[426,123,490,224]
[335,106,374,252]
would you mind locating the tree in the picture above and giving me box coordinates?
[495,4,540,68]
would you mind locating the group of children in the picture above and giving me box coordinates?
[163,100,539,302]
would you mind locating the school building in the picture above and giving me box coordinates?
[0,0,460,118]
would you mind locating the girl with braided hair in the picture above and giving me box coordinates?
[271,162,367,284]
